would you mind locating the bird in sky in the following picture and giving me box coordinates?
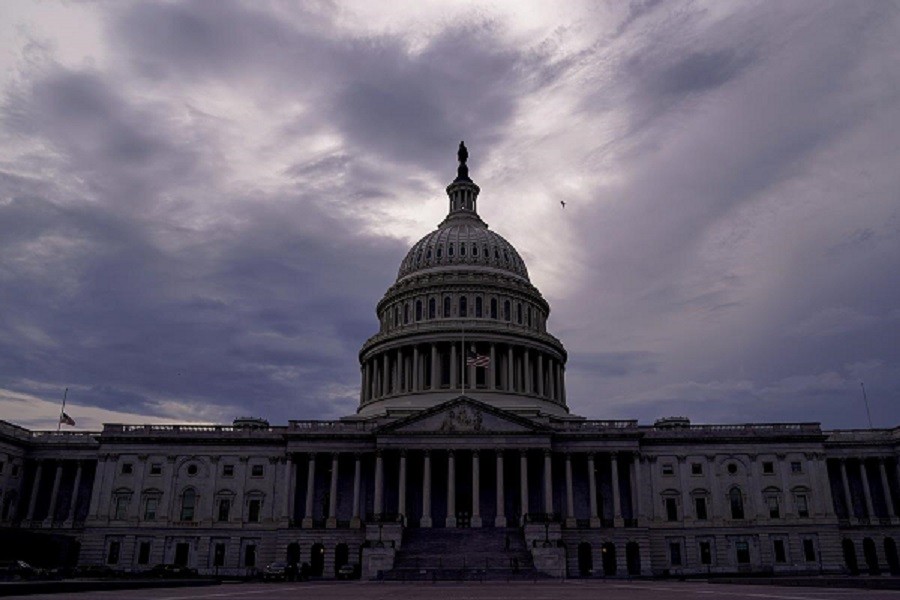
[560,200,566,208]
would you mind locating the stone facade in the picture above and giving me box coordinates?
[1,149,898,578]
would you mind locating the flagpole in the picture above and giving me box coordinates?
[861,382,873,428]
[461,322,465,397]
[57,387,68,432]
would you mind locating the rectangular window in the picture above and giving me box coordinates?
[796,494,809,518]
[248,499,261,523]
[213,543,226,567]
[669,542,682,566]
[803,539,816,562]
[244,544,257,567]
[736,541,751,564]
[666,497,678,522]
[662,463,674,476]
[791,461,803,474]
[114,496,128,520]
[218,498,231,522]
[107,541,121,565]
[691,463,703,475]
[121,463,133,475]
[149,463,162,476]
[773,539,787,563]
[137,541,151,565]
[762,461,774,474]
[251,465,264,477]
[223,464,234,477]
[767,496,780,519]
[695,497,708,520]
[144,497,158,521]
[699,541,712,565]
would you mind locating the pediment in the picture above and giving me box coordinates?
[379,397,546,435]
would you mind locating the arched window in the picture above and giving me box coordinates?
[729,487,744,520]
[415,300,422,321]
[393,307,399,328]
[443,296,451,318]
[490,298,498,319]
[428,298,436,319]
[472,245,479,257]
[180,489,196,522]
[483,246,488,259]
[460,243,466,256]
[503,300,511,322]
[475,296,483,318]
[459,296,468,317]
[436,246,442,259]
[527,307,532,327]
[426,247,432,260]
[517,303,523,324]
[403,303,409,325]
[448,243,455,257]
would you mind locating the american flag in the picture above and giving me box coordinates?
[466,348,490,368]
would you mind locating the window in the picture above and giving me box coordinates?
[251,465,264,477]
[460,243,466,256]
[448,243,454,257]
[459,296,467,317]
[218,498,231,522]
[796,494,810,518]
[436,246,442,259]
[669,542,682,566]
[475,296,483,318]
[244,544,257,567]
[773,539,787,563]
[213,543,226,567]
[516,303,522,324]
[790,461,803,474]
[180,489,196,522]
[149,463,162,476]
[187,464,198,476]
[443,297,451,318]
[114,495,129,520]
[727,463,738,475]
[699,541,712,565]
[223,464,234,477]
[403,303,409,324]
[695,497,708,520]
[393,307,399,327]
[503,300,511,321]
[472,244,478,257]
[735,541,750,564]
[527,307,532,327]
[121,463,133,475]
[490,298,497,319]
[415,300,422,321]
[767,495,781,519]
[803,539,816,562]
[665,498,678,522]
[107,541,121,565]
[144,497,158,521]
[662,463,674,476]
[137,541,151,565]
[691,463,703,475]
[426,247,432,260]
[729,488,745,519]
[762,461,774,474]
[248,499,261,523]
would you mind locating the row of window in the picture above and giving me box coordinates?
[107,539,261,569]
[0,461,20,477]
[405,241,520,272]
[668,537,817,567]
[663,489,811,522]
[119,462,266,478]
[382,294,545,332]
[661,460,804,476]
[112,490,265,523]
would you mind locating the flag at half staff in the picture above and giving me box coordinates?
[60,412,75,426]
[466,347,490,368]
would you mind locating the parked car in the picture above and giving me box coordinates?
[147,564,198,578]
[74,564,116,578]
[0,560,38,581]
[336,563,359,580]
[262,561,287,582]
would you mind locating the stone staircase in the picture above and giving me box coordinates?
[386,527,543,581]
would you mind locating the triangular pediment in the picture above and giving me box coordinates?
[378,396,547,435]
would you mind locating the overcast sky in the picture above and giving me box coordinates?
[1,1,898,430]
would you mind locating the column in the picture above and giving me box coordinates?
[359,365,366,404]
[611,452,623,527]
[471,451,482,527]
[520,451,529,524]
[554,361,562,401]
[302,453,316,528]
[430,344,438,390]
[364,362,371,402]
[87,456,107,519]
[859,459,876,519]
[707,455,720,520]
[446,451,457,527]
[632,453,643,523]
[450,344,458,390]
[395,348,402,393]
[326,453,339,528]
[26,461,44,521]
[127,457,147,522]
[398,451,407,524]
[507,347,514,391]
[523,349,531,394]
[495,451,506,527]
[840,459,853,519]
[374,451,384,518]
[351,454,362,528]
[412,346,420,392]
[560,366,566,403]
[588,454,600,527]
[382,354,389,397]
[565,453,575,527]
[45,462,63,523]
[489,344,497,390]
[537,354,545,397]
[282,454,295,523]
[66,461,84,523]
[421,451,432,527]
[543,450,553,516]
[879,459,896,520]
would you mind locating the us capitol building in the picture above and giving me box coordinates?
[1,145,899,579]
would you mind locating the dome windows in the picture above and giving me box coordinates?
[459,296,468,317]
[443,296,451,318]
[448,243,455,257]
[415,300,422,322]
[460,243,466,257]
[490,298,498,319]
[428,298,436,319]
[475,296,483,318]
[472,245,478,257]
[436,247,442,259]
[503,300,511,322]
[426,247,432,260]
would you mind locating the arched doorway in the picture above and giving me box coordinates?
[863,538,880,575]
[601,542,616,576]
[884,538,899,575]
[287,543,300,566]
[577,542,593,577]
[842,538,859,575]
[626,542,641,576]
[334,543,349,576]
[310,543,325,577]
